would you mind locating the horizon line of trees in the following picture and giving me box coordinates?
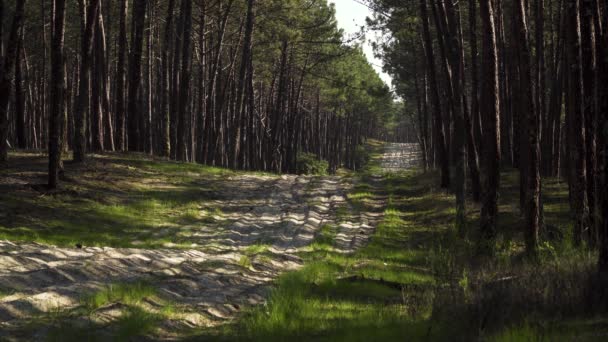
[0,0,399,186]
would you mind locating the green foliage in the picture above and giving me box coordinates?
[296,153,329,175]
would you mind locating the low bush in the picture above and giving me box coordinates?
[296,152,329,175]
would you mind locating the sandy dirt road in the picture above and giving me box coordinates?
[0,143,419,338]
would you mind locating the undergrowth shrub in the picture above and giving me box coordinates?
[296,153,328,175]
[354,145,370,169]
[430,249,602,339]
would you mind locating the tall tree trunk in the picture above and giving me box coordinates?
[566,0,589,246]
[597,0,608,285]
[144,0,154,155]
[514,0,541,255]
[160,0,175,158]
[204,0,233,164]
[176,0,192,161]
[0,0,3,59]
[127,0,147,151]
[98,8,114,152]
[233,0,256,169]
[15,31,26,149]
[419,0,450,189]
[115,0,128,151]
[91,7,106,152]
[195,0,206,163]
[478,0,501,254]
[413,40,428,172]
[0,0,26,164]
[49,0,66,189]
[469,0,483,150]
[440,0,467,235]
[544,8,566,178]
[581,0,598,245]
[73,0,100,162]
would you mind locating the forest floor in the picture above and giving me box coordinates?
[1,143,606,341]
[0,142,417,340]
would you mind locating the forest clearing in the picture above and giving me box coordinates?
[1,0,608,340]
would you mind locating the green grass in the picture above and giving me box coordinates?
[196,143,439,340]
[244,243,271,256]
[0,152,267,248]
[81,281,157,311]
[25,281,187,341]
[195,141,602,341]
[113,306,164,340]
[3,145,603,340]
[489,317,608,342]
[239,255,253,269]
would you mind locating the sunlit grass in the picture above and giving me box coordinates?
[3,145,592,340]
[204,142,439,340]
[0,152,242,248]
[82,281,157,311]
[244,243,271,256]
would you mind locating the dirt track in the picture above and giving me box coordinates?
[0,143,418,337]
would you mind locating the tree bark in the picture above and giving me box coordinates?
[73,0,100,162]
[566,0,588,247]
[597,0,608,284]
[469,0,483,153]
[514,0,541,256]
[49,0,66,189]
[127,0,147,151]
[419,0,450,189]
[115,0,128,151]
[580,0,598,245]
[440,0,467,235]
[176,0,193,161]
[478,0,501,254]
[0,0,26,164]
[15,31,26,149]
[233,0,256,169]
[158,0,176,158]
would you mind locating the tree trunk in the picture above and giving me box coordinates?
[73,0,100,162]
[580,0,598,245]
[478,0,501,254]
[160,0,175,158]
[566,0,588,247]
[49,0,66,189]
[91,7,106,152]
[195,0,206,163]
[469,0,483,153]
[0,0,3,59]
[597,0,608,284]
[233,0,256,169]
[419,0,450,189]
[127,0,147,152]
[15,31,26,149]
[0,0,26,164]
[176,0,193,161]
[514,0,541,256]
[115,0,128,151]
[440,0,467,235]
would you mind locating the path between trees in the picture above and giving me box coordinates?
[0,143,419,337]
